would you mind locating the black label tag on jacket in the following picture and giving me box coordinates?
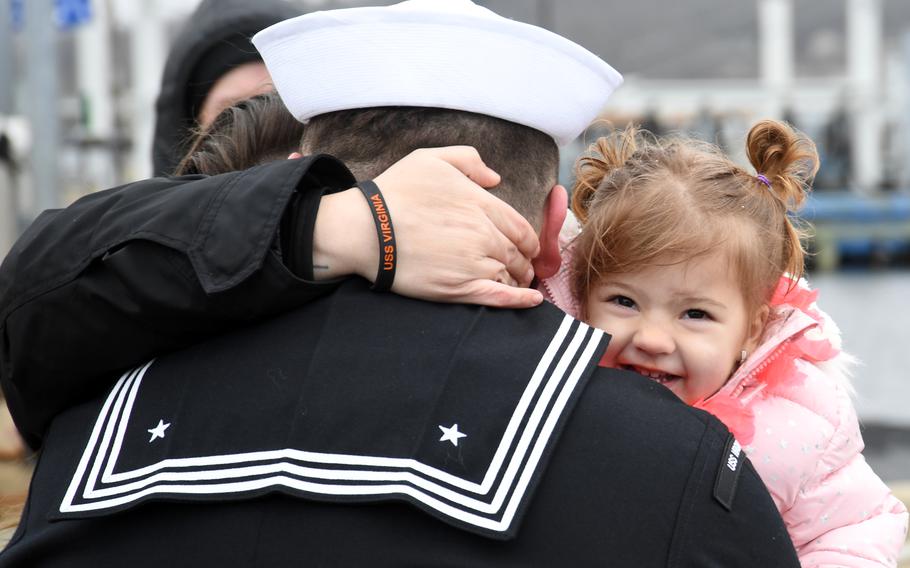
[713,434,743,511]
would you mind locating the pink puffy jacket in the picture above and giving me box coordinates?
[540,232,908,567]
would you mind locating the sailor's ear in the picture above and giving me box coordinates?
[287,152,303,160]
[532,184,568,280]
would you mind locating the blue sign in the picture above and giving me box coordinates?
[55,0,92,29]
[10,0,23,31]
[9,0,92,31]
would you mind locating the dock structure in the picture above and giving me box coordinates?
[803,193,910,270]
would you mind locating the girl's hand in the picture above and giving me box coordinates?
[314,146,544,308]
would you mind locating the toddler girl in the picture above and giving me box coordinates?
[542,120,908,566]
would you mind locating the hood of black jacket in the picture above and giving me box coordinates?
[151,0,302,177]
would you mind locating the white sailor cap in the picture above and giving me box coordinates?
[251,0,622,146]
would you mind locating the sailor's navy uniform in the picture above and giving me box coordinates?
[0,156,799,565]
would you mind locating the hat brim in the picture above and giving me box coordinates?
[253,3,622,146]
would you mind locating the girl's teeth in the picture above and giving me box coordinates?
[622,365,677,383]
[639,368,673,382]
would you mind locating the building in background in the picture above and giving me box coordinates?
[1,0,909,257]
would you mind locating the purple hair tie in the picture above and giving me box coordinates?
[756,174,772,189]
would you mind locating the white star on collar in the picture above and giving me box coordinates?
[147,419,171,443]
[438,423,467,447]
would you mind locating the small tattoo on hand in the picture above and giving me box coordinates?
[313,264,329,271]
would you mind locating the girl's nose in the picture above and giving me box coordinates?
[631,321,675,356]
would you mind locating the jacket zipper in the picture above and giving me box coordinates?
[731,337,793,403]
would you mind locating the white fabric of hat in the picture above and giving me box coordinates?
[252,0,622,146]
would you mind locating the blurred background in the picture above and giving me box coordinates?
[0,0,907,554]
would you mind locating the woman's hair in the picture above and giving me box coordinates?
[570,119,819,318]
[174,91,304,176]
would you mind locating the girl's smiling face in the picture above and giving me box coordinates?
[585,253,766,404]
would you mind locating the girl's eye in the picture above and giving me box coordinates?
[609,295,636,309]
[683,309,710,320]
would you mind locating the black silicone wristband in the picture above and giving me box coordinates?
[357,180,396,292]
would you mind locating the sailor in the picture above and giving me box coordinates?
[0,1,799,565]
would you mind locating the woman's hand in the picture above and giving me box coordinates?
[313,146,544,308]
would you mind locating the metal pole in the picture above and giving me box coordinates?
[76,0,116,190]
[0,0,17,253]
[537,0,553,31]
[24,0,60,214]
[0,0,14,115]
[900,31,910,189]
[129,0,166,180]
[847,0,883,193]
[758,0,793,120]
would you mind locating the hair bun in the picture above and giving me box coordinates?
[745,120,819,212]
[571,126,639,223]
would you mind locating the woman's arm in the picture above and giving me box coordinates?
[0,149,542,448]
[0,157,342,448]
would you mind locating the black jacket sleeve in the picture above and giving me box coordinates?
[0,156,356,448]
[544,367,800,567]
[668,415,800,567]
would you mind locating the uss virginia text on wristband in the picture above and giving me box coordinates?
[357,180,397,292]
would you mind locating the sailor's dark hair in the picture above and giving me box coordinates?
[300,107,559,228]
